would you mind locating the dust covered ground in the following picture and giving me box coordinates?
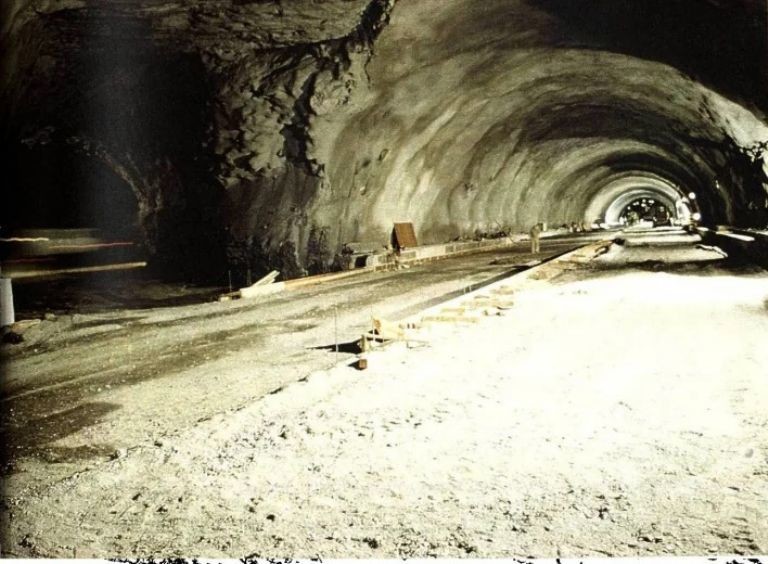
[2,231,768,557]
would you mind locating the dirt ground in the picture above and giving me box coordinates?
[2,230,768,558]
[0,241,576,495]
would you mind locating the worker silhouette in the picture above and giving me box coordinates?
[529,222,542,254]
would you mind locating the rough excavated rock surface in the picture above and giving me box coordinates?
[2,0,767,279]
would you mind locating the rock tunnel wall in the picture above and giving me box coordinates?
[1,0,767,281]
[317,0,768,245]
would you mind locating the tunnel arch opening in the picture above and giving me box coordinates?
[4,142,141,242]
[617,196,674,227]
[597,180,689,227]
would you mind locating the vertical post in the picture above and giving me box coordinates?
[0,271,14,327]
[228,270,233,293]
[334,305,339,356]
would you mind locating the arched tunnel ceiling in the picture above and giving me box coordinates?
[1,0,767,278]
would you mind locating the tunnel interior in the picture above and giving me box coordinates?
[1,0,767,282]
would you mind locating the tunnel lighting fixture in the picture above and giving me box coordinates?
[692,212,702,221]
[688,192,697,200]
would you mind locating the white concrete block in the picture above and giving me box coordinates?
[0,278,14,327]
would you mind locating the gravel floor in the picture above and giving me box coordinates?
[2,233,768,558]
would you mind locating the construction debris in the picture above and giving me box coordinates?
[251,270,280,287]
[219,270,283,301]
[421,314,480,324]
[371,317,405,341]
[360,317,431,351]
[469,296,514,309]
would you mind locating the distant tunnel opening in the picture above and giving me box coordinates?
[619,197,673,227]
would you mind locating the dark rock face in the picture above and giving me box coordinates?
[2,0,767,281]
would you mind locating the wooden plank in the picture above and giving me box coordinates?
[251,270,280,286]
[225,269,282,300]
[490,287,516,295]
[6,261,147,280]
[468,298,514,309]
[393,222,418,249]
[284,267,372,289]
[421,315,480,324]
[440,307,467,315]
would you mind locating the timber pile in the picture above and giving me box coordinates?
[568,240,614,263]
[420,295,512,325]
[360,317,428,349]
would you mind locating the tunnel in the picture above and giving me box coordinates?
[2,0,767,281]
[4,1,768,557]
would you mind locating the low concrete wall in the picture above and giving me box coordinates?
[365,236,527,269]
[232,236,530,299]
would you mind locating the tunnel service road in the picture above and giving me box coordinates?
[0,238,582,494]
[2,230,768,557]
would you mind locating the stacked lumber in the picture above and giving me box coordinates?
[360,317,429,349]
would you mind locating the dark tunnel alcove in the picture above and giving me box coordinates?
[3,143,139,240]
[71,50,229,282]
[2,39,230,282]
